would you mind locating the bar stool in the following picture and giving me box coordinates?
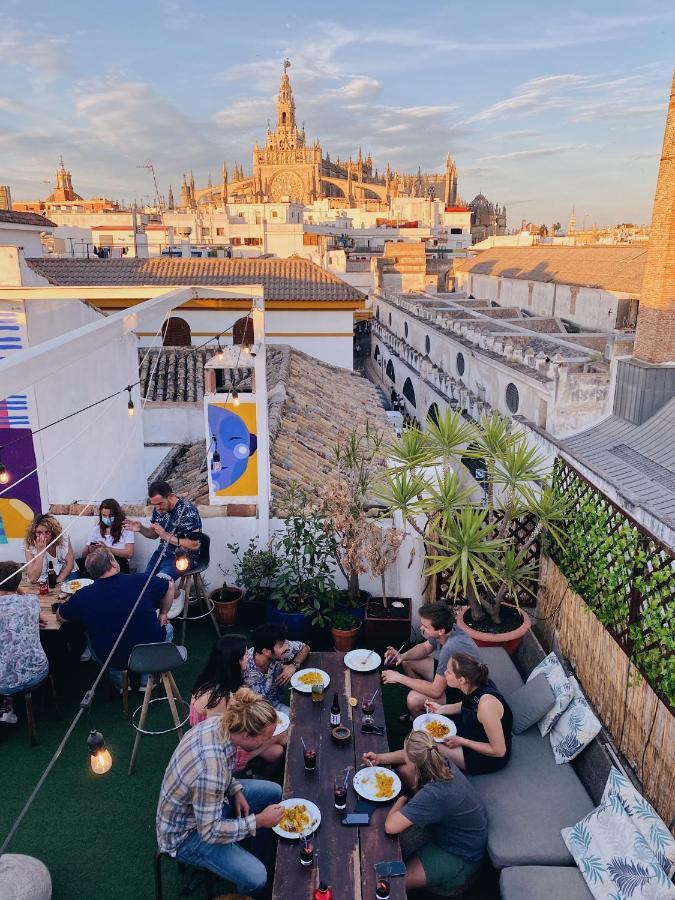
[176,533,220,644]
[15,674,60,746]
[127,642,189,774]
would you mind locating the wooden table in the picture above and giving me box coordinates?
[272,651,405,900]
[20,576,67,630]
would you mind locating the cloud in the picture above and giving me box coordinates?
[213,98,274,129]
[0,98,20,112]
[478,145,580,162]
[0,26,68,78]
[470,74,591,122]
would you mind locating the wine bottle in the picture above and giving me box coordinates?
[313,882,333,900]
[47,561,57,590]
[330,692,341,727]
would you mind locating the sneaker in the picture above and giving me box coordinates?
[80,647,92,662]
[0,708,18,725]
[167,590,185,620]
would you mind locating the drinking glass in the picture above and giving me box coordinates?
[299,831,314,866]
[361,698,375,726]
[303,746,317,772]
[311,682,324,703]
[334,774,347,810]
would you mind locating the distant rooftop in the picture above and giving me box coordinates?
[454,245,647,294]
[0,209,56,228]
[25,257,366,303]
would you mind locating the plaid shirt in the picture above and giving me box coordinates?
[156,717,255,855]
[242,641,304,707]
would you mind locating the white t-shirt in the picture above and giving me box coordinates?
[86,524,135,552]
[25,538,71,581]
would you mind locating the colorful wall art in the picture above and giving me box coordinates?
[207,400,258,499]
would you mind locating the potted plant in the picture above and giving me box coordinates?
[330,610,362,652]
[209,578,243,627]
[376,410,571,654]
[361,523,411,652]
[226,539,280,629]
[268,484,338,640]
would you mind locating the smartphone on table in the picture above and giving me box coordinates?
[375,861,406,878]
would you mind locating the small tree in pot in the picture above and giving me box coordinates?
[226,539,280,628]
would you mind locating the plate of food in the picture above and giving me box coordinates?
[273,798,321,839]
[353,766,401,803]
[273,710,290,736]
[60,578,94,595]
[344,649,382,673]
[290,668,330,693]
[413,713,457,742]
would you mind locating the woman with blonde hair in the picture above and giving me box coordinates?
[363,729,487,892]
[157,687,283,897]
[24,514,75,585]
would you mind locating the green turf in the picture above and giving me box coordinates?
[1,623,497,899]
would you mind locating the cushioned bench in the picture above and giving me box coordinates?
[468,647,595,869]
[500,865,592,899]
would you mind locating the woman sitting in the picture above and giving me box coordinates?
[80,499,135,574]
[364,730,487,893]
[24,514,75,586]
[428,652,513,775]
[190,635,286,776]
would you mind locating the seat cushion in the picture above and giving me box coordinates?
[478,646,525,695]
[500,866,591,900]
[469,726,594,867]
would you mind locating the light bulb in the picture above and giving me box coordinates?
[127,400,135,416]
[91,748,113,775]
[212,450,221,472]
[216,339,224,361]
[175,549,190,573]
[0,463,9,485]
[243,343,251,355]
[232,390,240,407]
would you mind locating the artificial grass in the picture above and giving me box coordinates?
[1,623,497,899]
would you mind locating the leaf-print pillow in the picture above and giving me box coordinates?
[549,677,601,763]
[562,801,675,900]
[602,767,675,879]
[526,651,575,735]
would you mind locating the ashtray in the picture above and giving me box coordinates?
[331,725,352,745]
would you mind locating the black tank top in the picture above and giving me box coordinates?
[458,680,513,752]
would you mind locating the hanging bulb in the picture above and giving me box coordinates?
[0,462,9,485]
[211,433,221,472]
[216,339,224,361]
[175,549,190,573]
[232,390,240,407]
[87,729,112,775]
[126,386,135,417]
[242,341,251,355]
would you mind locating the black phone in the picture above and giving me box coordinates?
[374,861,406,878]
[362,724,385,736]
[342,813,370,826]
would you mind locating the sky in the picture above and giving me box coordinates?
[1,0,673,227]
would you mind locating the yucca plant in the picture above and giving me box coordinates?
[375,409,572,625]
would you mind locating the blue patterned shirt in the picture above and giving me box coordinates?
[156,717,253,855]
[151,497,202,564]
[242,641,305,708]
[0,593,49,692]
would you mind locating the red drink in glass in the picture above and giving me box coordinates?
[303,747,317,772]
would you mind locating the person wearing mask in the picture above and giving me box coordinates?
[0,561,50,725]
[79,499,134,574]
[24,514,75,586]
[157,688,284,897]
[363,729,488,893]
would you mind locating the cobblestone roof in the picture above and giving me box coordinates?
[453,245,647,294]
[0,210,56,227]
[25,257,366,302]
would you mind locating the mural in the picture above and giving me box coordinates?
[207,401,258,498]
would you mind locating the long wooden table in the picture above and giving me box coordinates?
[272,651,405,900]
[20,576,68,630]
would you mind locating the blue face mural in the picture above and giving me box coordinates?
[207,405,258,492]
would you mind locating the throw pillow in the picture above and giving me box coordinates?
[602,767,675,879]
[562,801,675,900]
[526,651,574,735]
[507,673,556,734]
[549,677,601,763]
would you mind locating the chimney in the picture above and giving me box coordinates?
[633,70,675,365]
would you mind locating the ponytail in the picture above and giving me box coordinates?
[221,687,277,737]
[451,653,489,687]
[404,730,453,785]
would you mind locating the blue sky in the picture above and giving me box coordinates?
[1,0,672,226]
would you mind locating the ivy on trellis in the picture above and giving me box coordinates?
[551,459,675,708]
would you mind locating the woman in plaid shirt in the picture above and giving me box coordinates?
[156,688,283,895]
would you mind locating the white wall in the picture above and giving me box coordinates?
[143,404,204,443]
[0,227,44,257]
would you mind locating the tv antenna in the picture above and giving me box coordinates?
[137,160,162,215]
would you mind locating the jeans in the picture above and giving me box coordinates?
[90,623,174,691]
[175,779,281,894]
[145,548,185,581]
[1,664,50,696]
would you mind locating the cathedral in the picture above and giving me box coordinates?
[177,62,459,210]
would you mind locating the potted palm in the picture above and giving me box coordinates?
[376,410,571,654]
[330,610,362,652]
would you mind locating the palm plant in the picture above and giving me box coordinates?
[374,409,572,626]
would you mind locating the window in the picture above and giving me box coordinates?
[386,359,395,382]
[216,227,225,236]
[231,237,242,245]
[376,306,380,321]
[272,211,278,217]
[505,382,520,413]
[389,312,392,326]
[244,237,261,245]
[162,317,191,347]
[425,335,431,354]
[402,378,416,407]
[233,315,254,348]
[202,227,211,236]
[373,345,381,361]
[456,352,465,376]
[404,322,409,338]
[427,402,439,426]
[450,227,462,234]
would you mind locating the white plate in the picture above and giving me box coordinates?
[353,765,401,803]
[60,578,94,594]
[273,710,290,736]
[344,649,382,672]
[290,668,330,693]
[413,713,457,742]
[273,798,321,839]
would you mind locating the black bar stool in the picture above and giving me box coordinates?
[176,533,220,644]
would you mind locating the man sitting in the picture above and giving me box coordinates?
[381,601,479,718]
[56,546,174,690]
[242,623,310,715]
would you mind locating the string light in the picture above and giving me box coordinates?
[87,730,112,775]
[216,339,224,361]
[211,433,221,472]
[175,546,190,573]
[0,461,9,485]
[232,390,240,406]
[126,386,135,417]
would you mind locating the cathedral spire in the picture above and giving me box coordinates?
[277,60,296,133]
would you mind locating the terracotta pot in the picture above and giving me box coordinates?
[210,587,242,627]
[331,620,362,652]
[457,604,531,655]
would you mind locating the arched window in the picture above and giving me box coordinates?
[402,377,416,407]
[456,351,465,376]
[386,359,395,382]
[506,382,520,413]
[233,315,254,348]
[162,316,191,346]
[404,322,409,338]
[427,402,439,426]
[281,112,287,126]
[388,312,392,326]
[425,335,431,354]
[373,345,381,362]
[376,306,380,321]
[462,447,488,489]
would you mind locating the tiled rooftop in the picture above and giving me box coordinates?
[0,209,57,227]
[25,257,366,302]
[453,245,647,294]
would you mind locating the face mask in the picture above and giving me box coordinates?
[101,516,113,526]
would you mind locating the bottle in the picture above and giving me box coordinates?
[313,882,333,900]
[47,562,57,591]
[330,692,341,727]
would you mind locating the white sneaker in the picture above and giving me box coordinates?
[0,708,18,725]
[167,590,185,620]
[80,647,92,662]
